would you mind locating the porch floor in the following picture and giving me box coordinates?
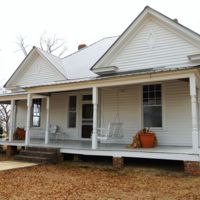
[0,139,198,161]
[30,139,195,154]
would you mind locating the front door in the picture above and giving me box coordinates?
[81,95,93,138]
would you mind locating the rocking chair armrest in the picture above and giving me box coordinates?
[96,128,107,131]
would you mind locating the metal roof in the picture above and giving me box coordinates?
[22,65,200,89]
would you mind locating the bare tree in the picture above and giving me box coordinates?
[0,104,10,134]
[16,35,28,56]
[16,33,67,57]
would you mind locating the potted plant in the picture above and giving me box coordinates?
[138,128,157,148]
[13,127,26,140]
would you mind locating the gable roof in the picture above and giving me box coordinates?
[4,47,67,88]
[61,36,118,79]
[4,37,118,89]
[36,48,67,77]
[91,6,200,73]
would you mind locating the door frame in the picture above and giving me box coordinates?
[79,92,93,140]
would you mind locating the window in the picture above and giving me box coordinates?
[32,99,41,127]
[68,96,77,128]
[82,94,92,101]
[143,84,162,127]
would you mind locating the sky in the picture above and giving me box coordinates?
[0,0,200,87]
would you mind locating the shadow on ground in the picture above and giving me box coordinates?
[63,154,184,172]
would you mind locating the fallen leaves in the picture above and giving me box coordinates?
[0,160,199,200]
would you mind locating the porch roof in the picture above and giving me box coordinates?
[22,65,200,89]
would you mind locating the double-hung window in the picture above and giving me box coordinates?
[68,96,77,128]
[32,99,41,127]
[143,84,162,128]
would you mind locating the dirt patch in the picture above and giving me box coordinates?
[0,160,199,200]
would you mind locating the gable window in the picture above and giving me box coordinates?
[32,99,42,127]
[68,96,77,128]
[143,84,162,127]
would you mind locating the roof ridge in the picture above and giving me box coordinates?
[34,46,62,60]
[61,36,118,60]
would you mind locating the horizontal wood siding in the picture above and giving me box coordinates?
[16,100,27,128]
[101,80,192,146]
[160,80,192,146]
[14,81,193,146]
[16,53,64,87]
[108,18,199,72]
[101,85,141,143]
[15,99,46,136]
[49,92,79,139]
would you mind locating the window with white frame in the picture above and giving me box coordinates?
[143,84,162,127]
[68,96,77,128]
[32,99,41,127]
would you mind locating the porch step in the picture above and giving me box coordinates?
[14,147,60,164]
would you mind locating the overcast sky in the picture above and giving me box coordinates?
[0,0,200,86]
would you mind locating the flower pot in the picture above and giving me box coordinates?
[139,133,156,148]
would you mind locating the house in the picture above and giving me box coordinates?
[1,6,200,174]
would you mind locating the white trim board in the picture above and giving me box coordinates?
[60,148,199,161]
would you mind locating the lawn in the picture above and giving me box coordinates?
[0,159,199,200]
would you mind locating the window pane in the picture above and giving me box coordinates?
[82,95,92,101]
[143,85,148,92]
[68,96,77,128]
[156,99,161,105]
[82,104,93,119]
[156,84,161,91]
[69,112,76,128]
[156,91,161,98]
[33,116,40,127]
[149,85,155,91]
[32,99,41,127]
[143,92,148,98]
[149,91,155,98]
[69,96,76,111]
[144,106,162,127]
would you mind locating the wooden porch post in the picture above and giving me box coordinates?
[92,87,98,149]
[189,75,199,153]
[25,93,32,146]
[9,100,15,142]
[45,96,50,144]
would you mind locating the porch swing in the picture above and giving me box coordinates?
[97,89,123,140]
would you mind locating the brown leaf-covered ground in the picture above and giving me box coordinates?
[0,157,199,200]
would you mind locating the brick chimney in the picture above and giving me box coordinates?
[173,18,178,23]
[78,44,87,50]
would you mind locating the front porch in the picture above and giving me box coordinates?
[1,69,200,163]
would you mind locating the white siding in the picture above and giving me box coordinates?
[101,80,192,146]
[16,100,27,128]
[15,81,192,145]
[101,85,141,143]
[107,18,200,72]
[159,80,192,146]
[15,99,46,138]
[14,53,64,87]
[49,92,80,139]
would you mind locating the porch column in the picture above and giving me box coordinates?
[25,93,32,146]
[45,96,50,144]
[92,87,98,149]
[9,100,15,142]
[189,75,199,153]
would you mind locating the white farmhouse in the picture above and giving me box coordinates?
[1,6,200,174]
